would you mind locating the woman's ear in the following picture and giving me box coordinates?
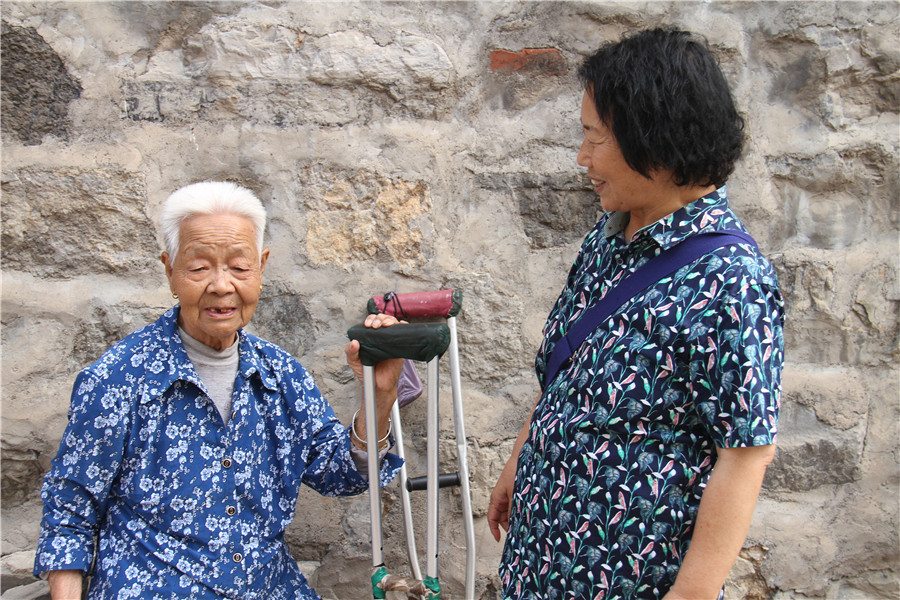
[160,252,173,278]
[259,248,270,275]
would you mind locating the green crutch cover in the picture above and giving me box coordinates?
[371,566,388,599]
[347,322,450,366]
[423,575,441,599]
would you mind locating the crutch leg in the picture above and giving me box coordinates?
[363,364,389,598]
[424,357,441,599]
[447,316,476,599]
[391,401,423,582]
[363,291,473,599]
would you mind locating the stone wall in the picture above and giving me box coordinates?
[1,2,897,599]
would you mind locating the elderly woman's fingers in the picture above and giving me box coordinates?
[363,313,404,328]
[344,340,364,381]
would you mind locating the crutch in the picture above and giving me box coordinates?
[347,290,475,599]
[347,319,449,599]
[368,290,476,599]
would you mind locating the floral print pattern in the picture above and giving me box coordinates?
[499,188,784,599]
[35,306,401,599]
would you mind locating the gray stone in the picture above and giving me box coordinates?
[1,551,40,594]
[475,172,600,249]
[0,22,81,145]
[71,299,168,367]
[246,281,316,358]
[764,437,862,492]
[1,168,157,279]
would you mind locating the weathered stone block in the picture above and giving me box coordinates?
[304,31,453,119]
[1,168,157,279]
[764,437,861,492]
[783,366,868,431]
[0,22,81,145]
[71,299,165,366]
[725,546,772,600]
[773,245,899,367]
[1,550,41,592]
[0,443,43,505]
[763,399,865,493]
[247,281,316,358]
[769,149,899,247]
[519,179,598,249]
[305,31,452,92]
[300,171,433,273]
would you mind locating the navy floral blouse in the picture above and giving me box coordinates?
[34,306,401,599]
[500,188,784,599]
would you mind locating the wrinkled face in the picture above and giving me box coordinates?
[576,91,678,220]
[162,213,268,351]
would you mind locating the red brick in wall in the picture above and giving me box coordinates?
[489,48,567,76]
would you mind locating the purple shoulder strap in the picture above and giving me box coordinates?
[541,229,757,392]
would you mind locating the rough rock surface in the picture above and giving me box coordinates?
[1,2,898,599]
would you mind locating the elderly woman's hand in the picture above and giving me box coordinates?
[345,313,405,448]
[344,313,405,392]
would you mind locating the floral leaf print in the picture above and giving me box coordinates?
[503,189,783,599]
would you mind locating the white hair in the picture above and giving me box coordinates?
[158,181,267,261]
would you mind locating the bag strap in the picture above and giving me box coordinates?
[541,229,757,392]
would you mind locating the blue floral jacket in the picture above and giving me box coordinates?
[35,306,401,599]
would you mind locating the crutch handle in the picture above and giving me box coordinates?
[406,472,461,492]
[348,322,450,367]
[368,290,462,319]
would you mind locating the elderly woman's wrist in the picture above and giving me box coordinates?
[350,409,392,452]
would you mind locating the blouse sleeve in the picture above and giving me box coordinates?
[688,258,785,448]
[288,363,401,496]
[34,369,130,576]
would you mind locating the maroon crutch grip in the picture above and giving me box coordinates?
[367,290,462,319]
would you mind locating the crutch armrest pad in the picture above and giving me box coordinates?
[367,289,462,319]
[347,322,450,366]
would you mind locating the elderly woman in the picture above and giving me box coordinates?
[34,181,402,599]
[488,28,784,599]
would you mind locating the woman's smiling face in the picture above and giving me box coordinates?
[162,213,268,350]
[576,91,695,238]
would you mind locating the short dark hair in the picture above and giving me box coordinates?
[578,27,744,188]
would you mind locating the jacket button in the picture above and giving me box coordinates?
[226,506,237,516]
[222,458,232,469]
[232,553,243,563]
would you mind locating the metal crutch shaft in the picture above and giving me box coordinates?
[363,365,384,570]
[448,316,476,598]
[391,401,423,582]
[425,357,440,584]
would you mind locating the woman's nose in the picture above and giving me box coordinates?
[207,267,235,293]
[576,139,591,168]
